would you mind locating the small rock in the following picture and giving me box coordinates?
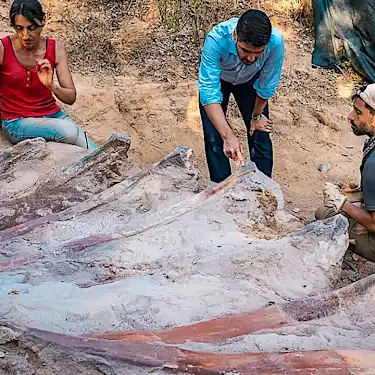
[109,266,117,274]
[29,345,40,354]
[293,208,301,214]
[0,326,20,344]
[0,351,5,358]
[318,162,332,173]
[352,253,360,262]
[96,363,116,375]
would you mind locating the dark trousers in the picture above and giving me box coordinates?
[200,76,273,183]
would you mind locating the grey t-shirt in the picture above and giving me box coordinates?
[361,149,375,211]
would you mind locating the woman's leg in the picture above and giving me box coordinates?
[2,112,97,149]
[50,111,97,149]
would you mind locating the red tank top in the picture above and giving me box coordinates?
[1,36,60,120]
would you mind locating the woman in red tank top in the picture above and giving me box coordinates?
[0,0,96,149]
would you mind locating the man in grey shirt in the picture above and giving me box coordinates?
[316,84,375,262]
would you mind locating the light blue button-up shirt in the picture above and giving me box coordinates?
[198,18,284,106]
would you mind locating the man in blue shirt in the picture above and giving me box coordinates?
[198,10,284,182]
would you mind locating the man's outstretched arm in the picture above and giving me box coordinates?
[341,202,375,232]
[198,35,244,163]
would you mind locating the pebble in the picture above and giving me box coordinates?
[293,208,301,213]
[318,162,332,173]
[352,253,360,262]
[0,351,5,358]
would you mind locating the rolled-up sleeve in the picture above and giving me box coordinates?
[198,35,223,106]
[253,34,285,100]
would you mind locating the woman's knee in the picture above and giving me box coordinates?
[53,119,79,144]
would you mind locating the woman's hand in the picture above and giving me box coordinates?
[36,59,53,89]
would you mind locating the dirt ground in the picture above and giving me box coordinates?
[0,0,373,301]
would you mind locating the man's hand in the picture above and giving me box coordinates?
[37,59,53,89]
[250,114,273,136]
[223,132,245,165]
[339,182,363,203]
[339,182,361,193]
[323,182,347,213]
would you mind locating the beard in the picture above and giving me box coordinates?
[351,120,370,136]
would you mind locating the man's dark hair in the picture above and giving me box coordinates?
[352,86,375,114]
[10,0,45,27]
[236,9,272,47]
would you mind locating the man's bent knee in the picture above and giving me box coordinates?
[349,231,375,262]
[315,205,337,220]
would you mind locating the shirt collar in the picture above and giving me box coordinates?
[363,136,375,158]
[228,32,238,55]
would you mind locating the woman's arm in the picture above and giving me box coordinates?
[45,40,76,105]
[0,40,4,66]
[53,40,76,104]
